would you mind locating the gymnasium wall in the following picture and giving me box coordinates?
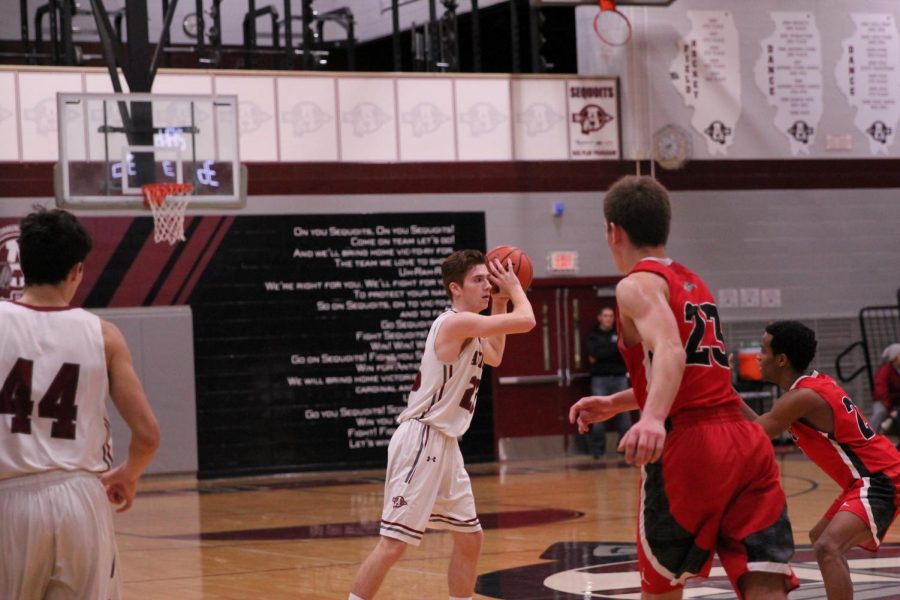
[1,0,899,475]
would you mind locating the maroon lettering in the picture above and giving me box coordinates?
[0,359,80,439]
[38,363,80,440]
[459,376,481,413]
[0,358,34,434]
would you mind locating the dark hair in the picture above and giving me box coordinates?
[765,320,817,372]
[441,250,485,298]
[19,207,92,286]
[603,175,671,247]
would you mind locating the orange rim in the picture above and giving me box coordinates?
[142,183,193,207]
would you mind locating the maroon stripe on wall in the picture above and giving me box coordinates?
[107,224,184,307]
[242,159,900,193]
[0,163,57,197]
[174,215,235,305]
[72,218,134,308]
[152,216,222,306]
[4,159,900,197]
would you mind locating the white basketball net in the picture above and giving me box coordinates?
[142,184,192,245]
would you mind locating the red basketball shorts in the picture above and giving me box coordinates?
[825,464,900,552]
[637,405,798,598]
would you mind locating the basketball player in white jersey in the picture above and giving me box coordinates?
[350,249,535,600]
[0,208,160,600]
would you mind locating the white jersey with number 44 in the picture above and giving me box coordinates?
[0,301,112,480]
[398,309,484,438]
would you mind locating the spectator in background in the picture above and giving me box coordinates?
[871,343,900,434]
[584,306,630,457]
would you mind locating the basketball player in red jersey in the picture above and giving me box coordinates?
[0,208,160,599]
[569,176,796,599]
[744,320,900,599]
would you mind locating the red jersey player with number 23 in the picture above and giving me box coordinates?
[569,176,797,599]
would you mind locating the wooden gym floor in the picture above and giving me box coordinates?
[115,451,900,599]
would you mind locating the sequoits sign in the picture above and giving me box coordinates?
[476,542,900,599]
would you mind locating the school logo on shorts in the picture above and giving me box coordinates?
[475,542,900,598]
[0,225,24,301]
[391,496,408,508]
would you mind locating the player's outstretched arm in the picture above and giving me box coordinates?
[755,388,828,438]
[569,388,638,434]
[615,273,685,466]
[99,320,161,512]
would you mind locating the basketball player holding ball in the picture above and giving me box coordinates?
[350,248,535,600]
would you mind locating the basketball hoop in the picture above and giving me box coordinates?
[593,0,632,46]
[142,183,193,244]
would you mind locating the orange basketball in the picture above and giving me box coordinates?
[485,245,533,290]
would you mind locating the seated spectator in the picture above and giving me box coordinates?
[870,343,900,434]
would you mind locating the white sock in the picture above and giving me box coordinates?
[349,594,366,600]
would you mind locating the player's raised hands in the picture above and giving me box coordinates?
[617,416,666,466]
[486,258,522,299]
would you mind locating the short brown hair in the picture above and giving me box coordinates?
[603,175,671,248]
[441,250,485,298]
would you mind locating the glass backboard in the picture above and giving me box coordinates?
[56,92,244,209]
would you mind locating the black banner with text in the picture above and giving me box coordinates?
[189,213,487,477]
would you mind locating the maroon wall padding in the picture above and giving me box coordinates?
[3,159,900,198]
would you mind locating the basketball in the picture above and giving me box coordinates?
[485,245,533,290]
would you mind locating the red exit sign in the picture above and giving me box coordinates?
[548,251,578,272]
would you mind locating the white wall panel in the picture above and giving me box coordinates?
[0,73,20,160]
[18,71,83,161]
[512,78,568,160]
[337,78,397,162]
[151,73,213,95]
[214,75,279,161]
[396,78,456,162]
[277,76,339,162]
[455,79,513,161]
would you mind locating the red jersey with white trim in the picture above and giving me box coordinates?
[789,371,900,488]
[617,258,739,416]
[0,301,112,480]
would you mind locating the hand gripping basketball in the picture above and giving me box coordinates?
[485,246,533,291]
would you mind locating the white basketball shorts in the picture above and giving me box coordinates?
[0,470,121,600]
[380,419,481,546]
